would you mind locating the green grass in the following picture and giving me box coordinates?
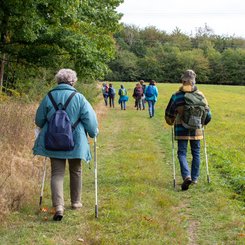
[0,83,244,244]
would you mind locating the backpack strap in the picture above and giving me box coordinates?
[63,91,77,110]
[48,91,77,111]
[72,119,80,130]
[47,92,59,111]
[62,91,80,130]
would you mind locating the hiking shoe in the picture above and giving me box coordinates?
[192,180,198,184]
[181,177,192,191]
[53,206,64,221]
[71,202,83,210]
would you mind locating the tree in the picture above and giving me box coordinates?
[207,48,224,84]
[106,50,139,81]
[137,56,164,81]
[221,48,245,85]
[178,49,210,83]
[0,0,123,94]
[169,28,192,51]
[140,26,168,47]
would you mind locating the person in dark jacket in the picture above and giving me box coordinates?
[102,82,109,106]
[133,83,144,110]
[108,83,116,108]
[33,68,98,221]
[165,69,211,190]
[139,80,146,110]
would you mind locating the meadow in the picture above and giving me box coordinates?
[0,83,244,244]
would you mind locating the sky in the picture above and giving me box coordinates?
[116,0,245,38]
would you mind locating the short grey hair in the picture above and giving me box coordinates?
[55,68,78,85]
[181,69,196,85]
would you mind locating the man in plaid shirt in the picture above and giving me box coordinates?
[165,70,211,190]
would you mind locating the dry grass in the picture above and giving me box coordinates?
[0,90,106,220]
[0,101,41,218]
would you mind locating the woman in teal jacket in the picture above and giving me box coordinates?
[33,68,98,221]
[145,80,158,118]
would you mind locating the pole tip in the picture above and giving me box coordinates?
[95,205,98,218]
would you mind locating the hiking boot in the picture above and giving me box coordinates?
[192,180,198,184]
[181,177,192,191]
[53,205,64,221]
[71,202,83,210]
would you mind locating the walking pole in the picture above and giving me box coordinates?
[94,136,98,218]
[203,128,210,183]
[39,157,47,208]
[172,127,176,189]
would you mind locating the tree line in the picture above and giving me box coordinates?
[105,24,245,85]
[1,1,245,101]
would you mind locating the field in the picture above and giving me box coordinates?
[0,83,244,244]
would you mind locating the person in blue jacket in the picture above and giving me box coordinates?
[33,68,98,221]
[145,80,158,118]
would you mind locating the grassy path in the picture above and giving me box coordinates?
[0,83,244,244]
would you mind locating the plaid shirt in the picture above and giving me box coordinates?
[165,84,211,140]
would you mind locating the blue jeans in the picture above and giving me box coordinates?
[103,94,108,106]
[147,100,155,117]
[109,96,114,108]
[177,140,200,181]
[120,101,126,110]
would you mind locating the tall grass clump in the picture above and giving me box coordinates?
[0,100,41,218]
[201,85,245,202]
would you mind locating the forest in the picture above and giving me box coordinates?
[1,0,245,101]
[106,24,245,85]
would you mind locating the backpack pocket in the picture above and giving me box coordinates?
[45,132,75,151]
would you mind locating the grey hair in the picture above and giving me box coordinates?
[55,68,78,85]
[181,69,196,85]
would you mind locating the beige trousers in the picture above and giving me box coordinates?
[50,158,82,208]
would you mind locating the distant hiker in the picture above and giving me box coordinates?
[165,69,211,191]
[145,80,158,118]
[33,68,98,221]
[108,83,116,108]
[102,82,109,106]
[140,80,146,110]
[133,83,144,110]
[118,84,129,110]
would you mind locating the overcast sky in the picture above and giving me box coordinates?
[117,0,245,38]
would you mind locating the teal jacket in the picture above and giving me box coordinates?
[144,85,158,102]
[33,84,98,162]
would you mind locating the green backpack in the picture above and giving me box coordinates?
[182,91,208,130]
[121,88,127,96]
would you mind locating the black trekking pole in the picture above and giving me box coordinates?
[203,128,210,183]
[39,157,47,208]
[172,127,176,189]
[94,136,98,218]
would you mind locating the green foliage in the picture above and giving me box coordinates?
[107,24,245,84]
[0,0,123,97]
[221,48,245,84]
[107,50,139,81]
[178,49,210,82]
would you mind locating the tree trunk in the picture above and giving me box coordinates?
[0,54,6,93]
